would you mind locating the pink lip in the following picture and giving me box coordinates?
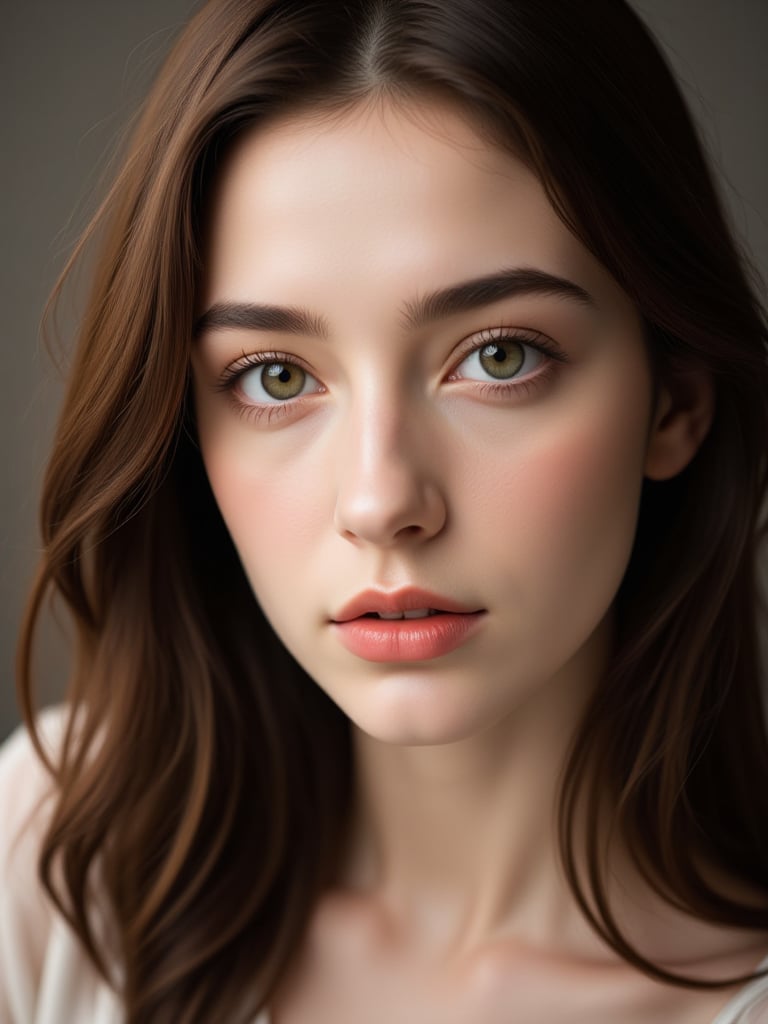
[332,587,481,623]
[331,588,485,663]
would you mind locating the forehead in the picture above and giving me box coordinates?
[200,96,632,326]
[207,96,545,237]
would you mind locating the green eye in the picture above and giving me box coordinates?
[242,362,308,402]
[478,340,524,379]
[453,333,553,389]
[263,363,305,399]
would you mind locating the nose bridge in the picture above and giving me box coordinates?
[333,373,445,546]
[352,375,409,476]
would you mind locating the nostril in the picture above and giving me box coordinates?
[332,466,447,546]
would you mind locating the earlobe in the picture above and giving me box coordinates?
[643,369,716,481]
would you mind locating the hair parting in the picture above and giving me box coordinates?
[17,0,768,1019]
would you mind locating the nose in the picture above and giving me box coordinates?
[332,394,447,548]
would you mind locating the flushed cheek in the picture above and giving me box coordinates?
[197,421,331,596]
[472,398,649,634]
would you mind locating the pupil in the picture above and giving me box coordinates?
[260,361,307,400]
[479,340,523,380]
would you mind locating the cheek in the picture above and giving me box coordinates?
[195,412,330,593]
[468,385,651,611]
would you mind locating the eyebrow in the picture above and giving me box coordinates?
[193,266,596,339]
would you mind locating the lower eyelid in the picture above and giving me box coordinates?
[218,334,560,420]
[229,363,556,424]
[238,367,322,404]
[228,390,321,425]
[453,344,543,383]
[471,359,558,397]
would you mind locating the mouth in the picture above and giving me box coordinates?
[330,592,485,662]
[360,608,443,620]
[332,587,483,624]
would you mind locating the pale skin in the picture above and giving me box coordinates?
[191,97,768,1022]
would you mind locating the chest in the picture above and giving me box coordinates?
[267,939,747,1024]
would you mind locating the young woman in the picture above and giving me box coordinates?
[2,0,768,1021]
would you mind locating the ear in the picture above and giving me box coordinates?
[643,368,715,481]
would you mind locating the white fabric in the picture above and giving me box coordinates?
[1,707,766,1023]
[711,958,768,1024]
[0,707,123,1023]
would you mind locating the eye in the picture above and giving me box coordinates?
[451,331,558,385]
[236,357,322,404]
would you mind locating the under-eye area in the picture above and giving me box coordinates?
[11,2,768,1021]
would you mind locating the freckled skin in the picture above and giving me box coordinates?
[191,100,754,1022]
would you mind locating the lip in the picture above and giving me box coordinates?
[332,587,482,623]
[330,587,485,663]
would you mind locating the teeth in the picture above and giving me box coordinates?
[375,608,436,620]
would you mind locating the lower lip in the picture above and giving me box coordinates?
[332,612,485,662]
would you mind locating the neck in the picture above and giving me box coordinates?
[338,615,613,960]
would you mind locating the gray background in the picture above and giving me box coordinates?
[1,1,766,741]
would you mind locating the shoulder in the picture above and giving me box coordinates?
[0,705,68,890]
[0,706,118,1023]
[0,707,66,1020]
[0,706,69,879]
[710,954,768,1024]
[0,704,67,821]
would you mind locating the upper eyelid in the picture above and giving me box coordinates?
[212,350,319,392]
[214,326,567,390]
[448,327,568,374]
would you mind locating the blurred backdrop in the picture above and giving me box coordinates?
[1,0,766,740]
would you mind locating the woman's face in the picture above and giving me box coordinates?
[192,98,660,746]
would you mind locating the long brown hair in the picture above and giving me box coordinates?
[18,0,768,1019]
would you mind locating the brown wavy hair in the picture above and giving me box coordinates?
[18,0,768,1019]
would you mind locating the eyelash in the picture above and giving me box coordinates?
[447,327,567,399]
[214,327,568,424]
[214,349,325,425]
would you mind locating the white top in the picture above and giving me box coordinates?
[1,707,767,1023]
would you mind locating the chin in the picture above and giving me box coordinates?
[342,677,504,747]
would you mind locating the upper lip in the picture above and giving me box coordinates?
[331,587,482,623]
